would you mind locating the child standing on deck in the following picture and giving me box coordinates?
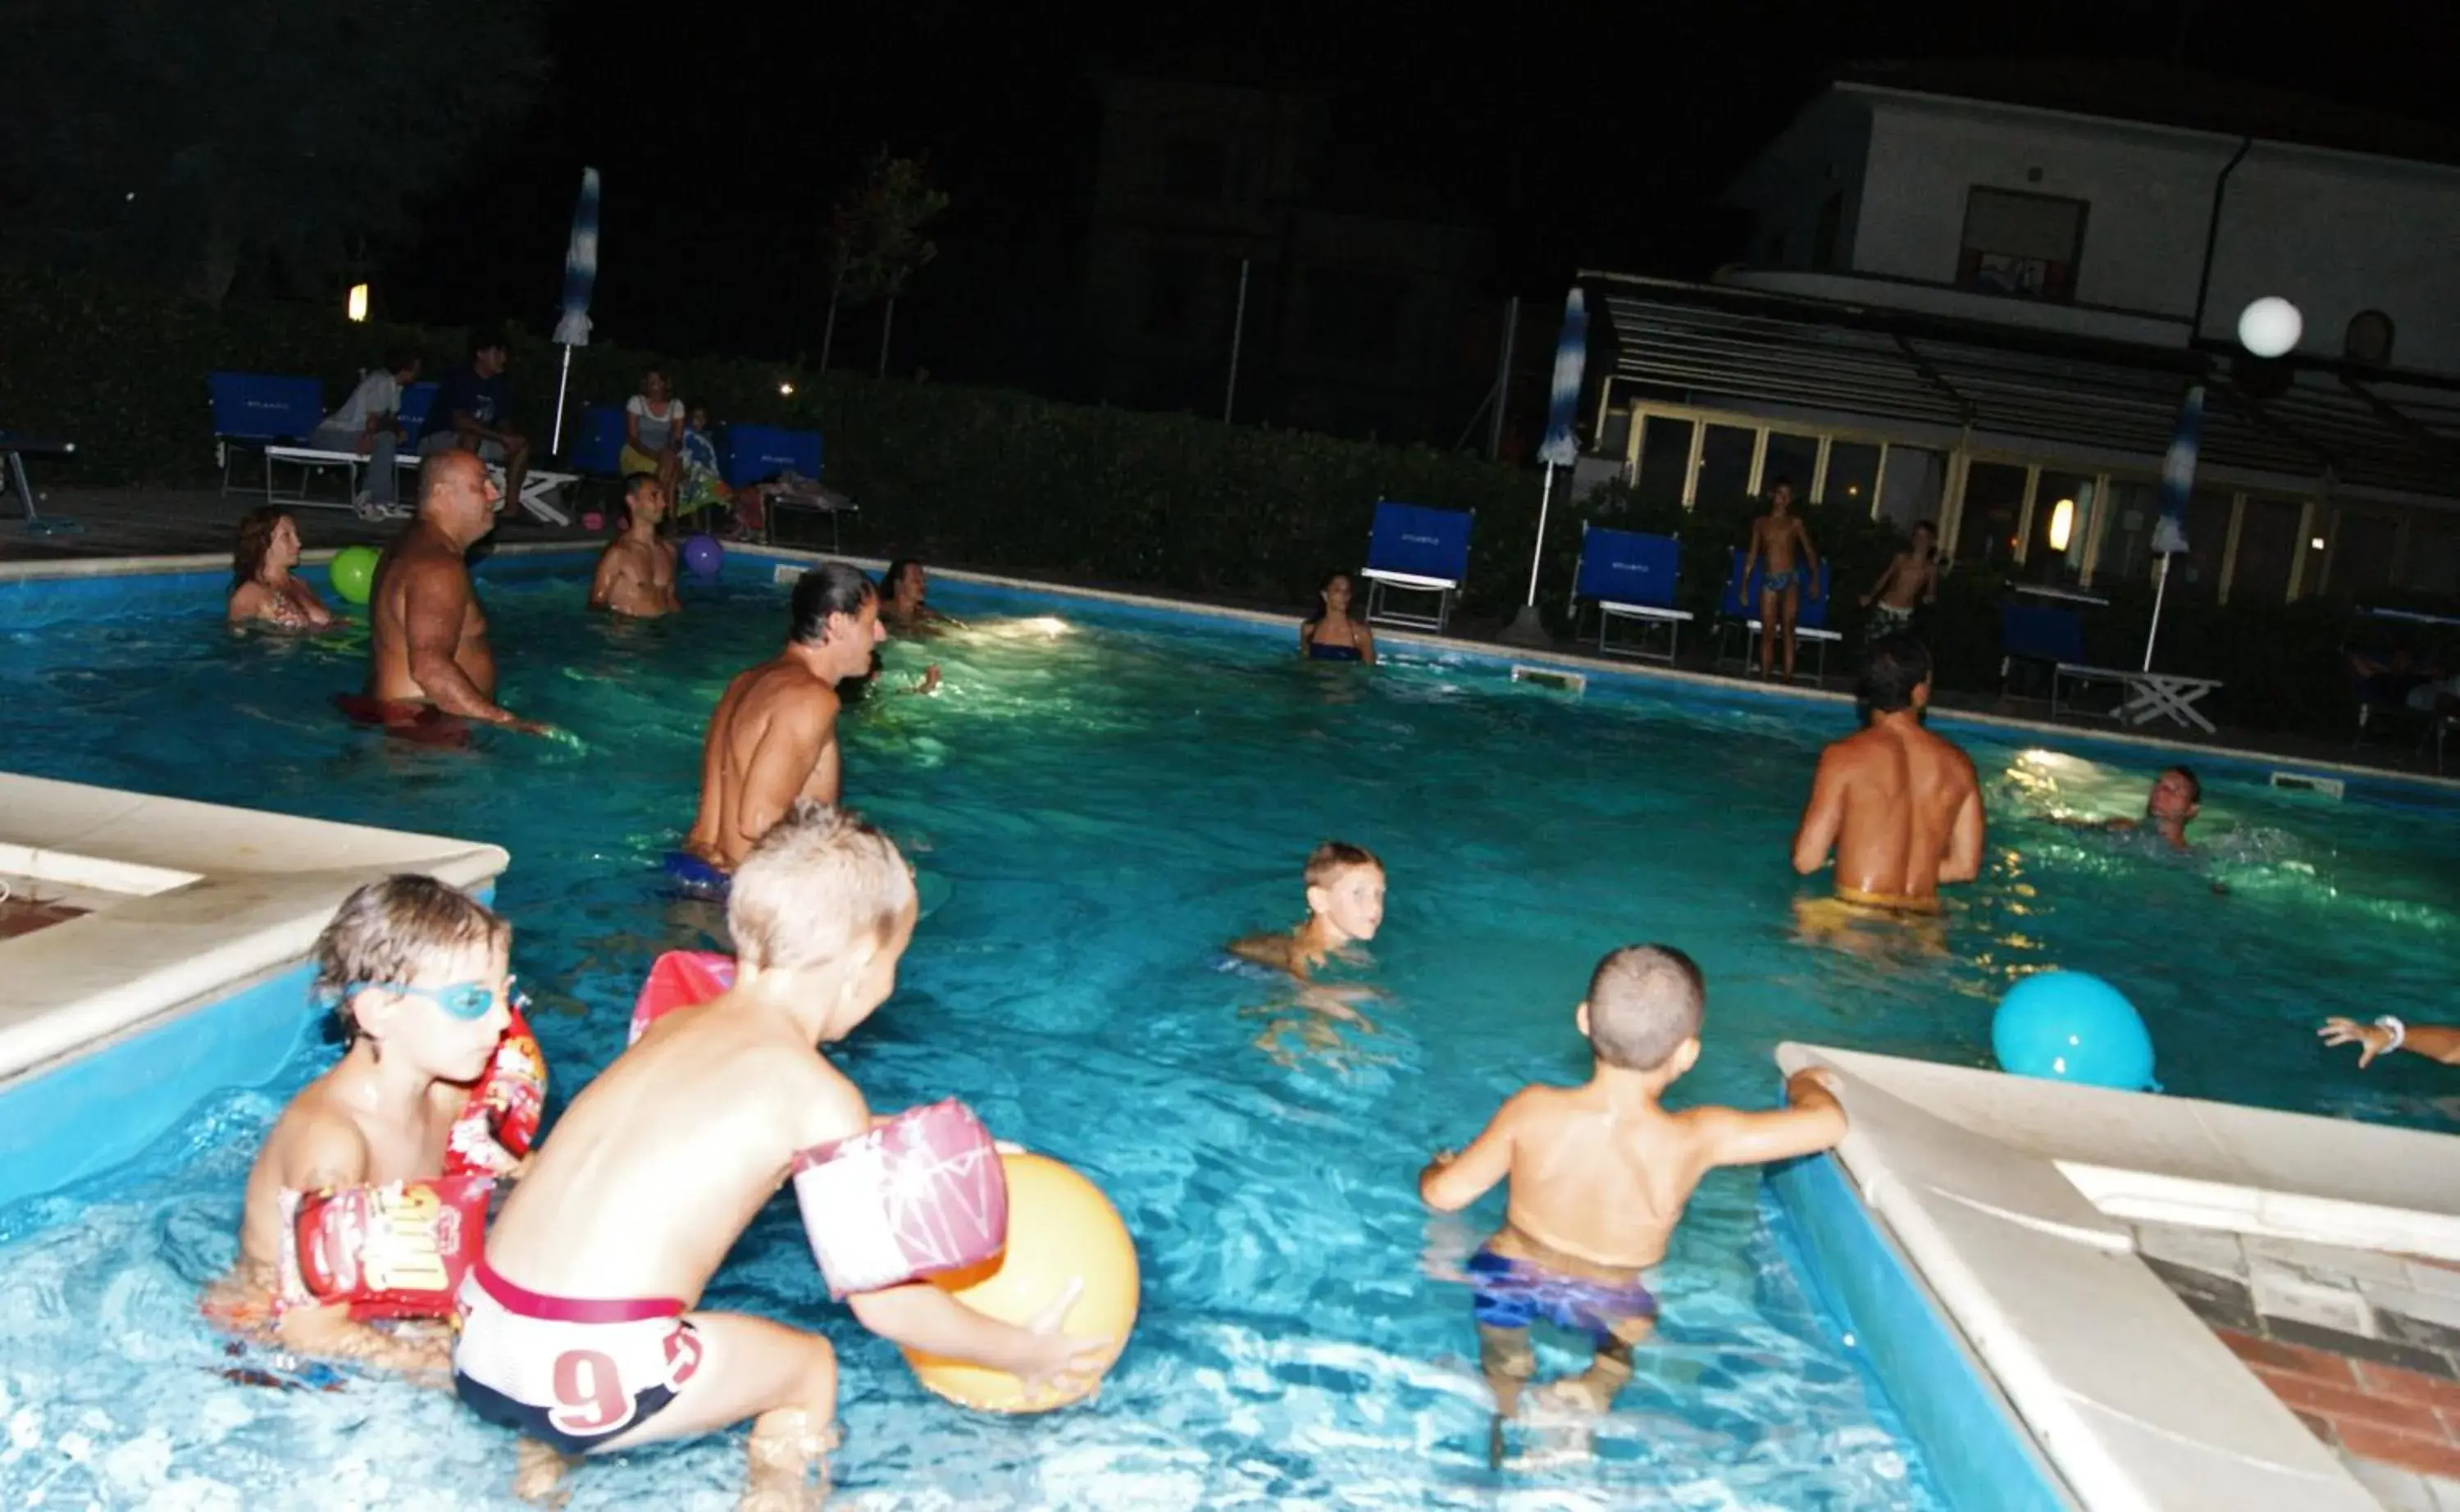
[1420,945,1846,1464]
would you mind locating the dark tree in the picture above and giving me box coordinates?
[0,0,547,306]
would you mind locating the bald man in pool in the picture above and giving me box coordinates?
[679,563,885,881]
[353,451,553,738]
[1790,635,1984,915]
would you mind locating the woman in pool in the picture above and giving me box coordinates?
[226,507,336,631]
[1300,572,1377,665]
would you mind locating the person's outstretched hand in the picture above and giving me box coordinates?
[2318,1017,2394,1068]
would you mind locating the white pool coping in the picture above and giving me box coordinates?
[1779,1041,2460,1512]
[0,772,508,1084]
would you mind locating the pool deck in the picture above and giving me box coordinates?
[1774,1043,2460,1512]
[5,484,2446,787]
[0,771,508,1084]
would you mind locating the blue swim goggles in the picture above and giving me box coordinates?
[325,974,524,1021]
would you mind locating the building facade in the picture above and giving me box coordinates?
[1083,71,1494,446]
[1592,61,2460,608]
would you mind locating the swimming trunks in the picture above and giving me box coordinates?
[333,693,472,748]
[1833,885,1941,915]
[1468,1245,1658,1343]
[1870,602,1914,634]
[1306,641,1363,663]
[451,1260,703,1457]
[1761,569,1799,594]
[661,849,730,899]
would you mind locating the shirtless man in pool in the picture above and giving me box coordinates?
[362,451,551,736]
[683,562,884,872]
[1790,635,1983,914]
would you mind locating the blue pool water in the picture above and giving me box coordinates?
[2,556,2455,1510]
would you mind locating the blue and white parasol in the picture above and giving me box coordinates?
[2142,383,2201,670]
[549,166,600,454]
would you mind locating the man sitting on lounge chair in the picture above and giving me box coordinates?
[308,348,421,520]
[417,335,531,512]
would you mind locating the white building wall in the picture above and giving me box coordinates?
[1724,91,1871,271]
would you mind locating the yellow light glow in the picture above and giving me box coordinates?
[2048,497,2075,552]
[778,381,796,397]
[345,284,369,322]
[2310,536,2326,551]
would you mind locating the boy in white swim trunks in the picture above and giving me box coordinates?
[1859,520,1938,643]
[454,802,1113,1507]
[1420,945,1846,1463]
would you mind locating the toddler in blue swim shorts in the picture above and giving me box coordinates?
[1419,945,1849,1460]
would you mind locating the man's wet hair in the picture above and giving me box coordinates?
[1769,476,1796,496]
[1585,945,1706,1071]
[728,801,916,972]
[2166,765,2203,804]
[1859,635,1933,713]
[1305,840,1383,891]
[1911,520,1937,537]
[789,561,877,643]
[882,558,922,597]
[313,876,507,1049]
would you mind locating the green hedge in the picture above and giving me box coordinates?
[0,263,2439,741]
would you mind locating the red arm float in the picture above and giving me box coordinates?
[628,950,737,1045]
[444,998,548,1179]
[277,1174,493,1321]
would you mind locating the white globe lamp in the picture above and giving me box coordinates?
[2237,297,2303,359]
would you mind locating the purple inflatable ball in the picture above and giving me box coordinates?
[581,511,605,533]
[683,534,724,579]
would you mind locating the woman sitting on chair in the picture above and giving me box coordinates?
[618,369,686,500]
[226,507,335,631]
[1300,572,1377,665]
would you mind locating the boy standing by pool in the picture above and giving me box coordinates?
[1858,520,1938,644]
[1226,840,1387,981]
[1739,478,1821,680]
[1420,945,1846,1462]
[457,803,1112,1508]
[204,875,519,1378]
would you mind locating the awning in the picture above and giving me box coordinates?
[1585,273,2460,508]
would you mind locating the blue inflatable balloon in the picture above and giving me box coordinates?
[1992,971,2157,1091]
[683,533,724,579]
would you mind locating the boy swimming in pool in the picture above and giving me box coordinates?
[1226,840,1387,981]
[1419,945,1846,1462]
[457,803,1113,1508]
[204,875,526,1379]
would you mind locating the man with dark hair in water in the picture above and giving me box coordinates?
[2102,766,2202,850]
[682,563,885,873]
[1790,635,1983,913]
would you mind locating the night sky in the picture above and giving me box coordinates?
[380,0,2460,396]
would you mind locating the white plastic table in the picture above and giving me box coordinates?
[2053,663,2225,734]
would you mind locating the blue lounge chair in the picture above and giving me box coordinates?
[1999,602,2088,700]
[208,373,325,498]
[566,405,627,478]
[395,382,437,448]
[721,424,822,488]
[1571,524,1690,663]
[1714,550,1842,682]
[1361,500,1473,633]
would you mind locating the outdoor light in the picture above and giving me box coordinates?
[2311,536,2327,551]
[2048,498,2075,552]
[346,284,369,323]
[778,381,795,397]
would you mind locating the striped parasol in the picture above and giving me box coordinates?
[550,166,600,454]
[2142,383,2202,671]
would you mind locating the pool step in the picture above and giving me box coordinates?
[1510,665,1586,695]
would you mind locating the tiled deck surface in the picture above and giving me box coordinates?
[2140,1221,2460,1508]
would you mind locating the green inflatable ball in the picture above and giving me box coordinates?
[330,544,380,606]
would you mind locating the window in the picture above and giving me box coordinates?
[1303,267,1407,362]
[2327,509,2402,600]
[1162,136,1232,202]
[1145,245,1203,337]
[1696,425,1756,506]
[2028,472,2097,584]
[2408,513,2460,597]
[1875,446,1944,531]
[2230,495,2303,604]
[1761,433,1819,501]
[2093,480,2161,584]
[1634,417,1694,508]
[1823,441,1880,512]
[1956,188,2086,303]
[2344,310,2396,367]
[2172,489,2237,602]
[1956,461,2029,566]
[1813,192,1843,270]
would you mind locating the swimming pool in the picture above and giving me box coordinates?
[2,550,2453,1510]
